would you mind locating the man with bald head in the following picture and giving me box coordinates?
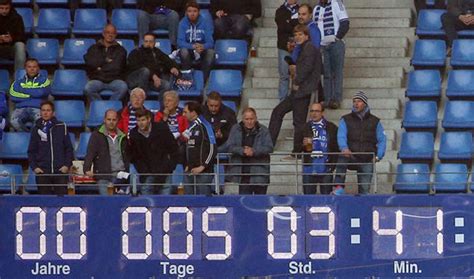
[84,24,128,102]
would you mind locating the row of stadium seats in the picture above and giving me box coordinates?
[416,9,474,37]
[406,70,474,99]
[12,0,211,7]
[412,39,474,68]
[403,101,474,130]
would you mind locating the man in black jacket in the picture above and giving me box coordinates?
[202,91,237,148]
[211,0,261,39]
[442,0,474,50]
[84,24,128,102]
[28,101,74,195]
[129,108,178,195]
[0,0,26,72]
[127,33,180,97]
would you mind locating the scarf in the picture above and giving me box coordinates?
[128,105,137,133]
[284,1,299,17]
[314,0,336,36]
[304,118,329,174]
[41,119,53,134]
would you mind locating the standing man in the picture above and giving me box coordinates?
[183,101,217,195]
[129,108,178,195]
[442,0,474,52]
[0,0,26,72]
[202,91,237,149]
[333,91,386,195]
[302,102,338,195]
[28,101,74,195]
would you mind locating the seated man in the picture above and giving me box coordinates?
[202,91,237,149]
[178,1,215,80]
[9,58,50,132]
[84,24,128,102]
[211,0,261,39]
[442,0,474,50]
[117,87,147,134]
[0,0,26,72]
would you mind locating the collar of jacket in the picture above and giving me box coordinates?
[98,124,125,138]
[239,121,261,133]
[97,39,120,48]
[34,117,60,128]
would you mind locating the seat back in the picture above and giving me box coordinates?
[26,38,60,65]
[215,39,248,65]
[87,100,122,127]
[76,132,91,160]
[0,70,10,92]
[411,39,446,67]
[0,132,30,159]
[207,70,242,97]
[0,164,23,192]
[116,39,135,56]
[16,8,33,33]
[398,132,434,161]
[111,9,138,35]
[402,101,437,129]
[446,70,474,98]
[55,100,86,128]
[62,38,95,65]
[394,164,431,192]
[442,101,474,129]
[36,8,71,34]
[434,163,468,192]
[73,9,107,35]
[451,39,474,66]
[416,9,445,36]
[439,131,473,160]
[51,69,88,97]
[406,70,441,99]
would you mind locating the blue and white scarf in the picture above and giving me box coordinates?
[305,118,329,174]
[284,1,298,17]
[314,1,335,36]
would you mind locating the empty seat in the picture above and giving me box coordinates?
[446,70,474,99]
[207,70,243,98]
[144,100,160,113]
[51,69,88,97]
[15,69,48,80]
[0,132,30,159]
[438,131,473,161]
[155,38,171,55]
[35,0,68,6]
[72,9,107,36]
[111,9,138,35]
[0,70,10,92]
[223,100,237,112]
[398,132,434,162]
[434,163,468,193]
[116,39,135,56]
[55,100,85,127]
[26,38,59,65]
[394,164,430,193]
[215,39,248,66]
[411,39,446,68]
[87,100,122,127]
[61,38,95,66]
[451,39,474,67]
[16,8,33,34]
[35,8,70,36]
[76,132,91,160]
[415,9,445,37]
[402,101,438,130]
[406,70,441,99]
[0,164,23,192]
[177,70,204,98]
[442,101,474,129]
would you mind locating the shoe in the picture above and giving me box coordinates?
[281,154,302,161]
[331,185,345,195]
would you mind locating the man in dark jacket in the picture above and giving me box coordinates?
[84,109,130,195]
[28,101,74,195]
[442,0,474,50]
[211,0,261,39]
[302,102,338,195]
[84,24,128,102]
[127,33,179,96]
[227,108,273,195]
[129,108,178,195]
[0,0,26,72]
[202,91,237,149]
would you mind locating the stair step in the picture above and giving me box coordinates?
[346,48,407,58]
[253,66,404,78]
[344,0,412,8]
[263,17,412,28]
[259,37,408,48]
[263,8,412,19]
[251,77,403,89]
[275,138,396,152]
[347,27,416,38]
[244,88,406,100]
[345,57,411,68]
[249,97,400,110]
[255,108,400,122]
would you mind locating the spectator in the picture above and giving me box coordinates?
[84,109,130,195]
[0,0,26,73]
[154,90,188,144]
[9,58,50,132]
[0,91,7,139]
[415,0,445,13]
[333,91,386,195]
[211,0,262,39]
[302,102,338,195]
[127,32,179,97]
[129,108,178,195]
[442,0,474,51]
[178,1,215,80]
[275,0,299,101]
[117,87,147,134]
[182,101,217,195]
[313,0,349,109]
[290,4,321,61]
[69,0,122,14]
[202,91,237,149]
[84,24,128,102]
[227,108,273,195]
[28,101,74,195]
[269,24,321,160]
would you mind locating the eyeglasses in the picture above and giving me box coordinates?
[309,110,322,113]
[143,40,154,43]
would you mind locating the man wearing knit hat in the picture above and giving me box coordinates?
[332,91,386,195]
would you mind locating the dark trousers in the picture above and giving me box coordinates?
[415,0,445,13]
[239,175,267,195]
[268,94,311,153]
[178,48,215,80]
[303,174,332,195]
[36,174,68,195]
[214,14,251,39]
[442,13,474,47]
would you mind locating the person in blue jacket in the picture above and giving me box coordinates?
[177,1,215,80]
[9,58,50,132]
[0,91,8,140]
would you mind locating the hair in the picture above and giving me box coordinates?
[103,109,117,119]
[24,58,39,66]
[135,108,153,119]
[0,0,12,6]
[103,23,117,32]
[311,102,324,112]
[185,101,202,115]
[207,91,222,102]
[163,90,179,102]
[130,87,146,99]
[242,107,257,116]
[294,24,310,36]
[40,100,54,111]
[143,32,156,39]
[299,3,312,13]
[185,1,200,10]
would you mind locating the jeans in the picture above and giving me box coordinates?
[137,10,179,47]
[0,42,26,73]
[84,80,129,101]
[183,172,213,195]
[322,40,345,104]
[239,174,267,195]
[179,48,215,80]
[214,14,251,39]
[441,13,474,47]
[10,107,40,132]
[96,178,129,195]
[126,67,171,97]
[303,174,332,195]
[333,155,374,194]
[139,174,170,195]
[278,48,290,101]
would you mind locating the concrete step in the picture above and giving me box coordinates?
[263,8,412,19]
[345,57,411,69]
[344,0,413,8]
[249,57,278,67]
[262,17,412,28]
[254,27,277,38]
[251,76,403,89]
[347,28,416,38]
[259,37,408,48]
[275,138,396,152]
[249,97,400,110]
[244,88,406,100]
[255,108,400,122]
[253,66,404,78]
[346,48,406,58]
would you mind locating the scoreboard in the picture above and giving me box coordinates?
[0,194,473,278]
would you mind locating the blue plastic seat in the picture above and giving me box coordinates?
[177,70,204,98]
[451,39,474,67]
[0,70,10,92]
[411,39,446,67]
[111,9,138,35]
[196,0,210,6]
[55,100,85,128]
[61,38,95,66]
[0,132,30,159]
[415,9,445,37]
[223,101,237,112]
[12,0,32,6]
[406,70,441,99]
[442,101,474,129]
[402,101,437,130]
[14,69,48,80]
[434,163,468,193]
[171,164,184,187]
[0,164,23,192]
[398,132,434,162]
[123,0,136,6]
[51,69,88,97]
[35,0,68,6]
[26,38,59,65]
[144,100,160,113]
[394,164,430,193]
[207,70,243,98]
[116,39,135,56]
[446,70,474,99]
[155,39,171,55]
[87,100,122,127]
[215,39,248,66]
[438,132,473,161]
[426,0,447,6]
[76,132,91,160]
[72,9,107,36]
[35,8,70,35]
[16,8,33,34]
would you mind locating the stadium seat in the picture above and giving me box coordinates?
[438,132,473,161]
[152,29,169,36]
[406,70,441,99]
[177,70,204,98]
[76,132,91,160]
[446,70,474,99]
[442,101,474,129]
[411,39,446,68]
[111,9,138,35]
[35,0,68,6]
[72,9,107,36]
[55,100,85,128]
[116,39,135,56]
[207,70,243,98]
[0,70,10,92]
[16,8,33,34]
[171,164,184,187]
[451,39,474,68]
[35,8,71,36]
[434,163,468,193]
[0,164,23,192]
[223,101,237,112]
[415,9,445,37]
[200,9,212,23]
[196,0,210,6]
[61,38,95,66]
[394,164,431,193]
[155,39,171,55]
[87,100,122,127]
[402,101,438,130]
[144,100,160,113]
[215,39,248,66]
[12,0,32,6]
[123,0,136,6]
[398,132,434,162]
[26,38,59,65]
[24,167,37,193]
[0,132,30,159]
[14,69,48,80]
[51,69,88,97]
[426,0,447,7]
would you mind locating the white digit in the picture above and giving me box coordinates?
[202,207,231,260]
[267,206,297,259]
[122,207,152,259]
[16,207,46,259]
[437,209,443,254]
[308,207,335,259]
[56,207,87,259]
[373,209,403,255]
[163,207,193,259]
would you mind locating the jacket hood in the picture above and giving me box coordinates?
[182,14,207,27]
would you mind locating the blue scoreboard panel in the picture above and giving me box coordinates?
[0,195,473,278]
